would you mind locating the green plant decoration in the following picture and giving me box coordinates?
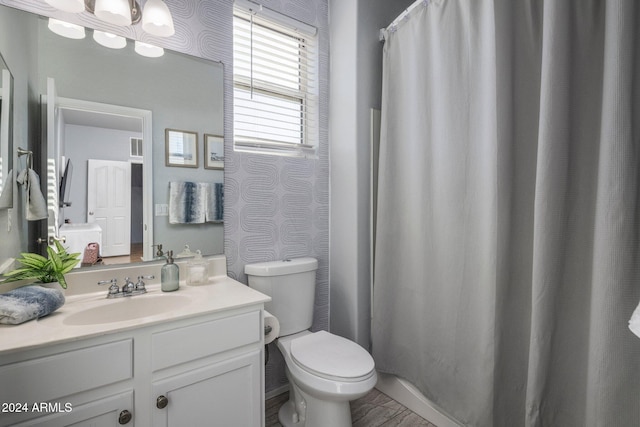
[1,240,81,289]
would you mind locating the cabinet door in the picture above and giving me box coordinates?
[152,351,261,427]
[12,391,133,427]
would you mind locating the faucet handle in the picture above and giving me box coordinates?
[122,277,135,294]
[135,275,154,292]
[97,279,119,296]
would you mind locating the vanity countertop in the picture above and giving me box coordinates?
[0,275,270,355]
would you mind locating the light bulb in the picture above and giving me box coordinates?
[142,0,175,37]
[94,0,132,26]
[48,18,86,40]
[134,41,164,58]
[93,31,127,49]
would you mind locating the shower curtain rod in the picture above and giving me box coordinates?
[379,0,436,41]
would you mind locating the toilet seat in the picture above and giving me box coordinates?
[290,331,375,382]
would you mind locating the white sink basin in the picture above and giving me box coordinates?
[63,294,191,326]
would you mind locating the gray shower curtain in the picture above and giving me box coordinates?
[372,1,640,426]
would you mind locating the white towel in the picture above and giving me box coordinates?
[0,169,14,209]
[16,168,48,221]
[629,299,640,338]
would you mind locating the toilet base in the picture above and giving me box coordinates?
[278,380,353,427]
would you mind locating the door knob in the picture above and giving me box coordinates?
[37,236,67,245]
[118,409,132,424]
[156,395,169,409]
[89,211,94,215]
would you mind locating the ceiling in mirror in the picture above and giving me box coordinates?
[0,3,224,271]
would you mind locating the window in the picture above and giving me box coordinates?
[130,137,143,157]
[233,3,318,157]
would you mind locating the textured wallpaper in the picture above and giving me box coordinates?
[1,0,330,393]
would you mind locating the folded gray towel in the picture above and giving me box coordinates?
[0,285,65,325]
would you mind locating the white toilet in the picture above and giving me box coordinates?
[245,257,377,427]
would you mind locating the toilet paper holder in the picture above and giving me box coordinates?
[264,325,273,336]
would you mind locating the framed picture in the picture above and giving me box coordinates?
[165,129,198,168]
[204,134,224,170]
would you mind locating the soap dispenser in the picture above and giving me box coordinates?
[161,250,179,292]
[187,250,208,286]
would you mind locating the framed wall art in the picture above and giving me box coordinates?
[204,134,224,170]
[166,129,198,168]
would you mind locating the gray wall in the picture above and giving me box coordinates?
[329,0,415,348]
[0,0,329,394]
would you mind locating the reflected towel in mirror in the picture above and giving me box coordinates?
[169,181,206,224]
[169,182,224,224]
[205,182,224,222]
[0,169,14,209]
[16,168,48,221]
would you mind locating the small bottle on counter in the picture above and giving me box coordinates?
[161,250,179,292]
[187,250,208,286]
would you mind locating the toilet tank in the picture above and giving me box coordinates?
[245,257,318,336]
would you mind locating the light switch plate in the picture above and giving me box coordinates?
[155,204,168,216]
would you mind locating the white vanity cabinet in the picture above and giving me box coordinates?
[150,310,263,426]
[0,305,265,427]
[151,351,261,426]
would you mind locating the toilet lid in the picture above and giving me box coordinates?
[290,331,375,380]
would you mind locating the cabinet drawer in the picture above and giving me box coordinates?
[152,311,261,371]
[10,391,133,427]
[0,340,132,405]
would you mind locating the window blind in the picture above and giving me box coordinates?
[233,4,318,157]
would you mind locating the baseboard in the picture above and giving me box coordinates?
[375,372,462,427]
[265,384,289,400]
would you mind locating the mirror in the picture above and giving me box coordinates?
[0,4,224,269]
[0,53,13,202]
[0,40,16,274]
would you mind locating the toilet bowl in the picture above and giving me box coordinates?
[245,258,377,427]
[277,331,377,427]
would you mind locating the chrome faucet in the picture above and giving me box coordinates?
[97,276,153,299]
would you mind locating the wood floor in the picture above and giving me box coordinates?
[101,243,144,265]
[266,388,437,427]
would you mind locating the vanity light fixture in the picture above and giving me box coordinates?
[93,30,127,49]
[47,18,86,39]
[45,0,175,38]
[134,41,164,58]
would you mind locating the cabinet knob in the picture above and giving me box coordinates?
[118,410,132,424]
[156,395,169,409]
